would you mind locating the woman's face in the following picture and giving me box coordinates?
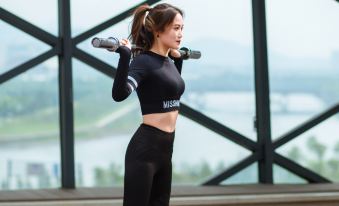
[158,13,184,50]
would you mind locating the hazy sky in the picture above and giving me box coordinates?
[1,0,339,59]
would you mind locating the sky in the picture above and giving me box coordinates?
[1,0,339,59]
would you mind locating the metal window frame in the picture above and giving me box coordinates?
[1,0,338,188]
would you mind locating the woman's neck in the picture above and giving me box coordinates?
[150,43,170,57]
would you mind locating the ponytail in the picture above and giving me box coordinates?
[128,4,154,56]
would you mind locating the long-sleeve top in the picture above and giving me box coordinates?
[112,46,185,115]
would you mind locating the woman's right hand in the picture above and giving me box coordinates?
[120,38,131,50]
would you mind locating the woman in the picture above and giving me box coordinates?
[111,3,185,206]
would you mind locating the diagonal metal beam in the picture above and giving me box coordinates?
[274,152,331,183]
[0,47,59,84]
[180,104,259,152]
[0,7,58,46]
[72,48,116,78]
[273,103,339,149]
[73,0,162,45]
[202,152,261,185]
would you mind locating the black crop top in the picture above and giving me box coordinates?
[112,46,185,115]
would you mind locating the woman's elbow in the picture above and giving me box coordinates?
[112,90,127,102]
[112,93,126,102]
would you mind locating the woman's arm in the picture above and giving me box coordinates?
[112,38,147,102]
[111,46,133,102]
[169,49,183,74]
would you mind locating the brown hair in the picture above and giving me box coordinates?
[128,3,184,56]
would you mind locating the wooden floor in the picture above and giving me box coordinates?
[1,183,339,206]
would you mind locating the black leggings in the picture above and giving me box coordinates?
[123,123,175,206]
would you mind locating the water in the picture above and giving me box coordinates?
[1,92,338,188]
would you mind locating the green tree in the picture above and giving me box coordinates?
[94,168,108,187]
[334,141,339,155]
[306,136,326,174]
[287,146,302,162]
[328,140,339,181]
[108,163,124,186]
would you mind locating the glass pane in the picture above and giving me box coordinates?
[0,21,51,75]
[73,59,142,187]
[0,0,58,35]
[266,0,339,139]
[273,164,306,184]
[0,57,60,190]
[71,0,143,37]
[276,116,339,182]
[165,0,256,140]
[173,116,251,185]
[221,163,257,185]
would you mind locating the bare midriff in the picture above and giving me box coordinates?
[142,110,179,133]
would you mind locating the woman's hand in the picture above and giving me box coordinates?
[169,48,181,58]
[120,38,131,50]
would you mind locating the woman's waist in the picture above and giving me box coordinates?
[142,110,179,133]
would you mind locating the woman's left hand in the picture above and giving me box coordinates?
[120,38,131,50]
[169,48,181,58]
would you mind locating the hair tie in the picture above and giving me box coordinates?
[143,11,149,25]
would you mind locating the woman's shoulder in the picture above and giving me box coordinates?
[131,52,148,61]
[130,52,151,70]
[130,51,156,68]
